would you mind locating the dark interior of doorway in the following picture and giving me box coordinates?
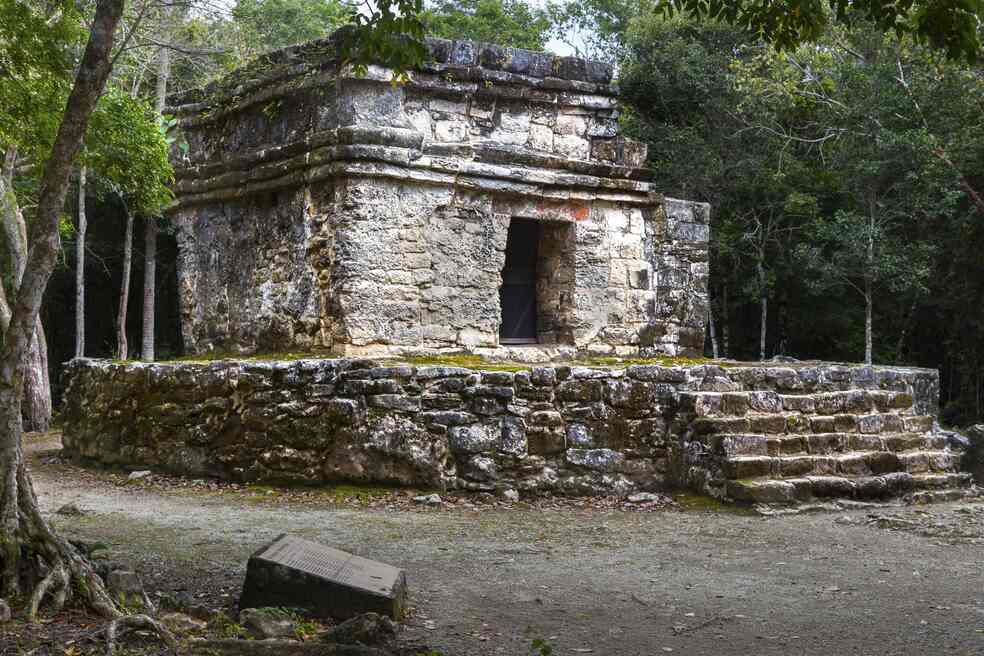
[499,218,540,344]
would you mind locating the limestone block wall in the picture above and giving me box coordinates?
[166,32,710,359]
[62,358,970,503]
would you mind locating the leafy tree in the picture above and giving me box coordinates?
[343,0,984,76]
[731,24,974,363]
[423,0,553,50]
[547,0,644,60]
[231,0,356,58]
[0,0,135,621]
[658,0,984,61]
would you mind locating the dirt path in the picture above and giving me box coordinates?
[27,434,984,656]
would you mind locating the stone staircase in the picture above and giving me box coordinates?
[679,385,975,505]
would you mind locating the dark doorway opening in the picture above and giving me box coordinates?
[499,219,540,343]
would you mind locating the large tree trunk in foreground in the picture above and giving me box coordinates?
[75,166,87,358]
[0,0,124,616]
[117,208,133,360]
[1,149,51,432]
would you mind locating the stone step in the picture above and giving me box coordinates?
[706,431,949,458]
[691,414,934,437]
[723,449,960,480]
[725,471,973,504]
[681,390,917,418]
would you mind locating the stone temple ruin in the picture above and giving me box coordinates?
[166,32,709,360]
[61,34,979,504]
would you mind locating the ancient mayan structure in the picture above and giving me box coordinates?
[165,33,710,360]
[60,36,978,505]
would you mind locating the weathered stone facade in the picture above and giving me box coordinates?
[62,358,976,503]
[166,33,709,359]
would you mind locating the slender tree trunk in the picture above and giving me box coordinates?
[893,299,918,364]
[117,207,133,360]
[0,0,125,614]
[708,291,719,358]
[721,282,730,358]
[142,219,156,361]
[864,205,875,365]
[864,284,873,365]
[142,41,169,363]
[757,259,767,361]
[75,167,87,358]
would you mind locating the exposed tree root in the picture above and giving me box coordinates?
[105,614,177,656]
[3,458,179,655]
[1,456,121,620]
[27,562,67,620]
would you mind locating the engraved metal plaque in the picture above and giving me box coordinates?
[240,534,407,620]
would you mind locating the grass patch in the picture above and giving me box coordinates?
[582,355,712,367]
[163,349,335,364]
[404,353,530,372]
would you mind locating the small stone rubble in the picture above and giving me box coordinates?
[61,358,975,504]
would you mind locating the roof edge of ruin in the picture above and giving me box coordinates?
[166,28,616,112]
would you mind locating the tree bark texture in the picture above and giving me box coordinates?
[1,150,51,432]
[141,38,170,363]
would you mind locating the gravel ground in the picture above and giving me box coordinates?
[20,433,984,656]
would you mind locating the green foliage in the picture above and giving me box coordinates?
[84,87,174,216]
[658,0,984,61]
[321,0,428,81]
[1,1,173,221]
[530,637,554,656]
[231,0,356,57]
[422,0,554,50]
[207,611,248,639]
[620,13,984,386]
[547,0,645,59]
[0,0,84,162]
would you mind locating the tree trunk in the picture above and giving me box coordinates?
[117,207,133,360]
[1,149,51,432]
[21,321,51,433]
[142,219,156,361]
[757,259,767,361]
[0,0,125,614]
[865,204,875,366]
[721,282,730,358]
[75,166,87,358]
[141,40,169,363]
[864,284,873,366]
[893,299,918,364]
[708,292,719,359]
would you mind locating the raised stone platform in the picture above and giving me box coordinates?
[61,357,976,504]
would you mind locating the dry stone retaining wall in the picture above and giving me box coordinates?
[61,358,972,503]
